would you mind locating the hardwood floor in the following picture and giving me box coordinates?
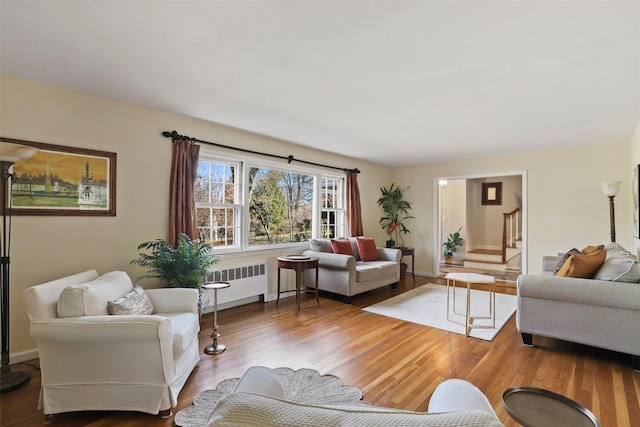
[2,276,638,426]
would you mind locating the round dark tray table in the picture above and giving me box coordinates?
[502,386,599,427]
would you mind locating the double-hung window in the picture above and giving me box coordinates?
[196,151,346,253]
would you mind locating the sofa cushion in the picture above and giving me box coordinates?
[108,285,155,315]
[556,249,606,279]
[331,239,354,256]
[355,237,380,262]
[594,245,640,282]
[206,392,504,427]
[581,244,605,254]
[355,260,398,282]
[161,312,200,359]
[554,248,579,274]
[309,239,332,253]
[57,271,134,317]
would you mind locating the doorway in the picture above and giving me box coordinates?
[435,171,527,284]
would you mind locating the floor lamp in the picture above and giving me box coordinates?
[1,141,39,393]
[600,181,622,243]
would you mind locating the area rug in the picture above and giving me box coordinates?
[363,283,517,341]
[174,366,368,426]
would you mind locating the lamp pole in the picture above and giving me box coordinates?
[600,181,622,244]
[0,141,39,393]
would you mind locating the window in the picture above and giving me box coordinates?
[195,159,241,248]
[196,152,345,252]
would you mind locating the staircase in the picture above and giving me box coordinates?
[463,208,522,272]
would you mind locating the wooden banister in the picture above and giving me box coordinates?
[502,208,521,263]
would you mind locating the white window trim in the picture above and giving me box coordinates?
[198,147,345,256]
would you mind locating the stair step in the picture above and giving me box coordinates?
[463,257,506,265]
[468,249,502,256]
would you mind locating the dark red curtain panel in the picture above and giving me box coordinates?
[346,171,363,237]
[169,138,200,247]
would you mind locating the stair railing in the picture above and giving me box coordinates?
[502,207,521,263]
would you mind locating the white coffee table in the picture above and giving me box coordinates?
[445,272,496,336]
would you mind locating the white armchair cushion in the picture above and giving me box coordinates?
[108,285,155,315]
[57,271,134,317]
[162,312,201,357]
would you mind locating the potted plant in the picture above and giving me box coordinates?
[443,227,463,264]
[131,233,222,290]
[378,183,414,248]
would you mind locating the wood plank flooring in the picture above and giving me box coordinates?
[2,276,638,426]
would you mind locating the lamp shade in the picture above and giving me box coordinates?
[0,141,39,165]
[600,181,622,197]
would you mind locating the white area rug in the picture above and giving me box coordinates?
[363,283,517,341]
[174,367,368,427]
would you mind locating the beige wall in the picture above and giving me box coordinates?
[1,74,391,360]
[392,140,632,277]
[630,120,640,255]
[3,73,637,362]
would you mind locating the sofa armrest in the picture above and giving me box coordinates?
[146,288,199,313]
[303,250,356,271]
[427,379,498,418]
[30,315,173,343]
[234,366,286,399]
[378,247,401,262]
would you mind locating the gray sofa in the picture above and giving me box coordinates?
[302,238,401,302]
[516,243,640,371]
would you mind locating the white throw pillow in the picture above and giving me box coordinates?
[57,271,134,317]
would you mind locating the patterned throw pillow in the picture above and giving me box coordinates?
[107,285,155,315]
[554,248,580,274]
[355,237,380,262]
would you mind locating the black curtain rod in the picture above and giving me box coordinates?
[162,130,360,174]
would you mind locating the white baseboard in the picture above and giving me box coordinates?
[10,348,39,364]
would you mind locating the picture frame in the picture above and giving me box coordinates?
[634,165,639,238]
[2,137,116,216]
[481,182,502,206]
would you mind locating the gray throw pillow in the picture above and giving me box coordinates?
[108,285,155,315]
[594,252,640,283]
[309,239,332,253]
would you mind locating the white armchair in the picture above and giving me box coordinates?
[23,269,200,419]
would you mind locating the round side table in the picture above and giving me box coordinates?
[202,282,230,355]
[502,386,600,427]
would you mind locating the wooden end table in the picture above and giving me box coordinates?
[276,256,319,311]
[394,246,415,283]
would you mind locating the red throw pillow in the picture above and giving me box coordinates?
[356,237,380,262]
[331,239,354,256]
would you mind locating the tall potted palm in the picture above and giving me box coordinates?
[131,233,221,290]
[378,183,414,247]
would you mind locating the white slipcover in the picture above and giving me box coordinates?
[23,270,200,416]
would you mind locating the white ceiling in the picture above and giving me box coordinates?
[1,1,639,167]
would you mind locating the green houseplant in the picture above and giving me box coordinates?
[443,227,463,264]
[377,183,414,247]
[131,233,221,290]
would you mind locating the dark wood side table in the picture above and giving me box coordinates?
[395,246,415,283]
[276,256,319,311]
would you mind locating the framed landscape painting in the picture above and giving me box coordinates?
[2,137,116,216]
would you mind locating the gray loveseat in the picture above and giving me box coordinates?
[516,243,640,371]
[302,238,401,302]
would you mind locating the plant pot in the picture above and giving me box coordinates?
[443,255,454,264]
[400,262,408,276]
[386,239,395,248]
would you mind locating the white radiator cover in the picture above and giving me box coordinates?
[201,262,269,312]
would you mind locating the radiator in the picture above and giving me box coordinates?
[201,262,269,312]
